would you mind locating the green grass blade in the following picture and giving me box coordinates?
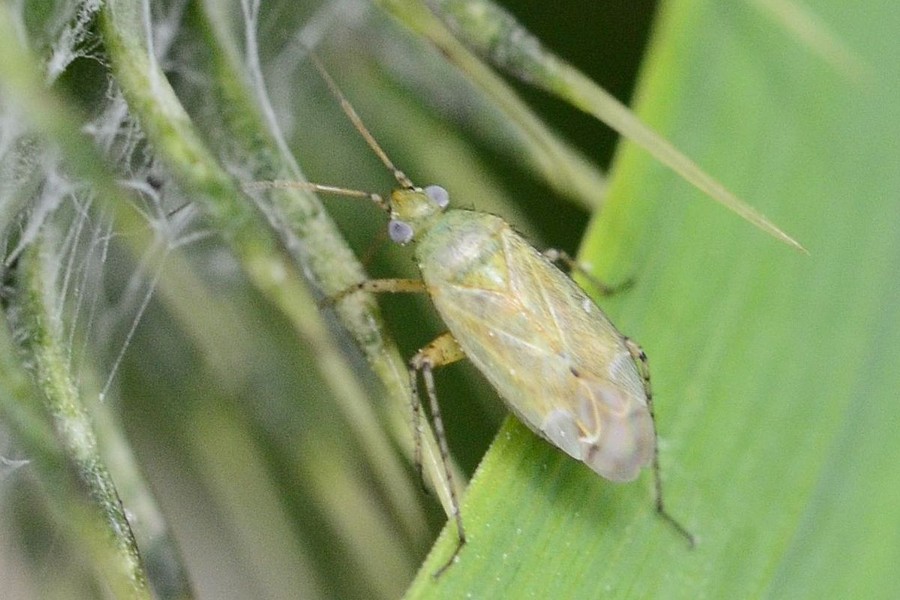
[15,241,151,598]
[420,0,804,252]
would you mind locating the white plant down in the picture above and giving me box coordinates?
[0,0,210,406]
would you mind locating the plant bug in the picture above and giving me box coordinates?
[253,54,694,573]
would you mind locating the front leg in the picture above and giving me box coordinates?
[326,277,428,306]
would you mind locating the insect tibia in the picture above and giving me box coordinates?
[624,338,695,547]
[624,338,652,400]
[408,333,469,576]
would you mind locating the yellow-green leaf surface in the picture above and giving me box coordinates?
[407,1,900,598]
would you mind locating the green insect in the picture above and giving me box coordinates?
[259,56,693,572]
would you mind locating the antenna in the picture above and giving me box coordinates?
[309,54,415,190]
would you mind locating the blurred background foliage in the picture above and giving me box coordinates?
[1,0,898,599]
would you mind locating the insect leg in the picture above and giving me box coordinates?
[409,332,468,576]
[326,277,431,478]
[409,332,467,485]
[324,278,428,307]
[624,337,696,548]
[543,249,634,296]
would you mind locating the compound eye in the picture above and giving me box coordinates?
[388,219,414,245]
[424,185,450,208]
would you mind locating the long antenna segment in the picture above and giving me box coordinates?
[309,54,415,190]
